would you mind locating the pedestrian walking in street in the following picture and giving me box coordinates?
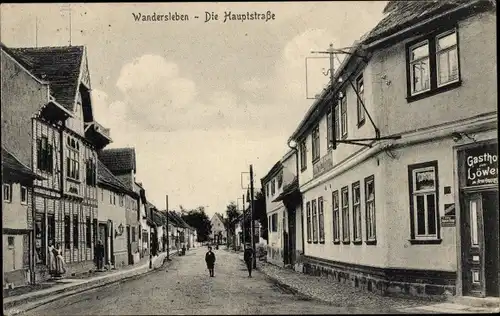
[243,243,254,278]
[95,240,105,271]
[205,246,216,277]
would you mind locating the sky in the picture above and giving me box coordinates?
[1,2,387,218]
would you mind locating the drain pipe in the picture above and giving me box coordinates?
[287,138,305,260]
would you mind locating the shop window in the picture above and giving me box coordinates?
[341,186,350,243]
[352,182,362,243]
[312,199,318,243]
[318,197,325,243]
[306,202,311,243]
[408,161,440,243]
[332,190,340,243]
[365,175,376,243]
[3,183,12,203]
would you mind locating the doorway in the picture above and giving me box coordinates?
[126,225,133,265]
[98,223,109,265]
[462,190,499,297]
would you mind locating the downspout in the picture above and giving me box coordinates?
[287,138,304,260]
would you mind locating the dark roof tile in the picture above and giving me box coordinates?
[97,159,132,194]
[9,46,84,112]
[99,148,136,174]
[1,147,45,180]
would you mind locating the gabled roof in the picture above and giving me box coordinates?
[99,148,136,174]
[151,209,166,226]
[97,159,135,196]
[261,160,283,186]
[9,45,84,112]
[213,213,225,225]
[363,0,492,46]
[1,147,45,180]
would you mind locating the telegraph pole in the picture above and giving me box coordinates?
[166,195,170,261]
[249,165,256,269]
[311,43,337,149]
[242,194,246,248]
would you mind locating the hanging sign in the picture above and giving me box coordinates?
[464,143,498,186]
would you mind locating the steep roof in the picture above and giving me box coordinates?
[214,213,225,225]
[97,159,134,195]
[260,160,283,186]
[99,148,136,174]
[1,147,45,180]
[9,45,84,112]
[363,0,490,45]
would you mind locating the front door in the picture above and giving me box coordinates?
[126,226,133,265]
[462,191,500,297]
[98,224,108,264]
[283,216,289,265]
[288,209,296,266]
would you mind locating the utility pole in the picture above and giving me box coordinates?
[312,43,337,149]
[242,194,246,248]
[166,195,170,261]
[250,164,256,269]
[35,16,38,48]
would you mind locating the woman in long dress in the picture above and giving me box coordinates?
[47,241,57,276]
[54,243,66,276]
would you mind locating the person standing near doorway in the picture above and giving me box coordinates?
[205,246,216,277]
[243,243,254,278]
[95,240,105,271]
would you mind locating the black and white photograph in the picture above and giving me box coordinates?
[1,1,499,315]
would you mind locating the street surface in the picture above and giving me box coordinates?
[22,248,403,315]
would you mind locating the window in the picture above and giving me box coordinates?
[271,213,278,232]
[341,186,350,243]
[267,183,270,196]
[311,125,320,161]
[73,215,79,248]
[332,190,340,243]
[340,92,348,138]
[86,159,97,186]
[407,29,459,99]
[119,195,124,207]
[436,31,459,87]
[8,236,15,249]
[409,41,430,95]
[21,186,28,205]
[277,171,283,189]
[312,199,318,243]
[64,215,71,249]
[86,217,91,248]
[271,179,276,196]
[306,202,311,243]
[113,192,116,205]
[132,226,136,242]
[93,218,98,244]
[300,141,307,170]
[327,110,333,149]
[36,136,53,173]
[3,184,12,202]
[365,175,376,243]
[352,182,362,243]
[109,191,113,204]
[356,76,365,126]
[66,137,80,180]
[409,161,440,242]
[334,103,340,141]
[318,197,324,243]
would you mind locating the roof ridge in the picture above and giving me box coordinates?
[10,45,85,50]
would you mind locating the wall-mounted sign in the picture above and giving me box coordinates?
[464,143,498,187]
[313,154,334,177]
[441,215,456,227]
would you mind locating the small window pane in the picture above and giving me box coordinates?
[412,60,430,93]
[427,194,436,235]
[437,32,456,51]
[415,170,435,190]
[416,195,426,235]
[411,43,429,60]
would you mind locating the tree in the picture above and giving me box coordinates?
[254,189,267,241]
[180,206,212,242]
[225,201,241,229]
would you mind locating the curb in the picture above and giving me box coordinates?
[4,252,177,316]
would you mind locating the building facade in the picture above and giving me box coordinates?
[2,148,45,288]
[210,213,226,245]
[287,0,497,298]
